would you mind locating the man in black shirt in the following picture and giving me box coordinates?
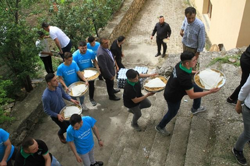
[155,51,220,136]
[110,36,126,69]
[14,137,61,166]
[123,69,155,131]
[151,16,172,58]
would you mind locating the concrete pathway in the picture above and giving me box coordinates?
[29,0,191,165]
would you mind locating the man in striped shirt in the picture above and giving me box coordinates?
[180,7,205,70]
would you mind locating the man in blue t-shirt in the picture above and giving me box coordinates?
[87,36,100,56]
[73,41,101,106]
[57,52,89,111]
[0,128,16,166]
[67,114,103,166]
[87,36,103,81]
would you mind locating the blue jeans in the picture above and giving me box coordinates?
[158,84,202,129]
[52,156,61,166]
[72,96,85,105]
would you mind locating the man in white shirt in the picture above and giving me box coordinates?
[42,22,71,60]
[233,75,250,165]
[36,31,54,74]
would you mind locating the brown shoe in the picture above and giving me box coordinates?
[58,134,67,144]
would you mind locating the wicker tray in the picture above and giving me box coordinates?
[67,81,88,97]
[194,69,226,90]
[143,76,168,92]
[59,104,82,121]
[81,68,100,81]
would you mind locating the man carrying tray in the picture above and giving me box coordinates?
[73,41,100,106]
[42,73,79,144]
[123,69,156,131]
[57,52,89,110]
[155,51,220,136]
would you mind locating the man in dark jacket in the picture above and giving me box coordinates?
[97,38,120,101]
[227,45,250,104]
[151,16,172,58]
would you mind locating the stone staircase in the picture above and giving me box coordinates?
[93,88,214,166]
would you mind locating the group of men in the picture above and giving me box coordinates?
[2,6,249,166]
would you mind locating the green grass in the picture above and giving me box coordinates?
[208,54,241,67]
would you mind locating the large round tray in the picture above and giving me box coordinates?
[59,104,82,121]
[143,75,168,92]
[194,69,226,90]
[67,81,89,97]
[81,68,100,81]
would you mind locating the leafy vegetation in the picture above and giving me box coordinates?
[208,54,241,67]
[0,77,15,123]
[45,0,123,49]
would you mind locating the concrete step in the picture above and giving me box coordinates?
[165,116,192,166]
[145,93,175,166]
[106,113,134,166]
[116,95,157,166]
[184,116,210,166]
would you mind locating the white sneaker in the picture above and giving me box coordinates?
[191,106,206,115]
[81,103,89,111]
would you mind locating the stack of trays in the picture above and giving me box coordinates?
[117,66,148,89]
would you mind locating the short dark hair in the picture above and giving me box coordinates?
[69,114,82,126]
[45,73,55,83]
[41,22,49,28]
[185,7,196,16]
[180,51,195,62]
[88,36,95,43]
[37,31,45,37]
[22,137,34,150]
[100,37,108,45]
[64,52,72,59]
[159,16,164,18]
[79,41,87,47]
[126,69,138,79]
[117,36,125,43]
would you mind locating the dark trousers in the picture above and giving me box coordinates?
[230,55,250,101]
[7,147,17,166]
[128,98,151,125]
[51,116,70,135]
[104,77,115,98]
[156,38,167,55]
[40,56,53,74]
[60,40,72,60]
[116,58,125,69]
[158,84,202,129]
[89,80,95,99]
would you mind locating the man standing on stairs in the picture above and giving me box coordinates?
[67,114,103,166]
[42,73,79,144]
[180,7,205,71]
[73,41,100,106]
[97,37,120,101]
[233,74,250,166]
[123,69,156,131]
[151,16,172,58]
[155,51,220,136]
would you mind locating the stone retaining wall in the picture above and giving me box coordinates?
[99,0,146,43]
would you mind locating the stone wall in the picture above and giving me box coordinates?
[99,0,146,43]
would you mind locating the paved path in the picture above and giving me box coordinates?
[30,0,189,165]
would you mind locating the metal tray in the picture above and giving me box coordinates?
[194,68,226,90]
[59,104,82,121]
[67,81,89,97]
[143,75,168,92]
[81,68,100,81]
